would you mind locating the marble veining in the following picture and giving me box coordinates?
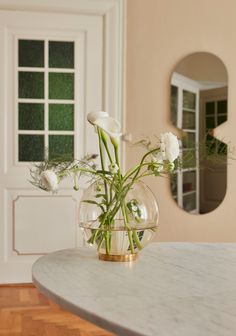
[32,243,236,336]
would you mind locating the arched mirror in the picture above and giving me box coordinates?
[170,52,228,214]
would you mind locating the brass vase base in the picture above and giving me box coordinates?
[98,253,138,262]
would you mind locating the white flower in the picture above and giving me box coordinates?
[41,170,58,193]
[108,163,119,174]
[159,132,180,163]
[87,111,109,125]
[93,116,122,145]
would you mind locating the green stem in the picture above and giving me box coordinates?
[102,139,113,164]
[98,128,109,208]
[114,145,121,180]
[132,230,143,250]
[121,204,134,254]
[123,148,160,182]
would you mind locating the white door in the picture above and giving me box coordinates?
[0,9,107,283]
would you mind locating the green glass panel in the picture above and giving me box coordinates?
[217,140,227,155]
[18,39,44,67]
[183,90,196,110]
[206,101,215,115]
[182,132,195,149]
[183,171,196,193]
[171,85,178,126]
[49,41,74,68]
[19,103,44,130]
[206,134,216,154]
[183,193,196,212]
[182,110,195,129]
[49,135,74,160]
[19,135,44,162]
[49,104,74,130]
[218,115,227,125]
[19,72,44,99]
[182,150,196,168]
[206,116,215,129]
[170,173,177,196]
[217,100,227,114]
[49,73,74,100]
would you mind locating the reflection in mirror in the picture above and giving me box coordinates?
[170,52,227,214]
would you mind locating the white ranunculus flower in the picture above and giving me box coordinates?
[41,170,58,193]
[87,111,109,125]
[93,116,122,145]
[160,132,180,163]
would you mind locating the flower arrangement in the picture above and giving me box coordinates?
[30,111,180,260]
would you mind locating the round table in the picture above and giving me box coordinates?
[32,243,236,336]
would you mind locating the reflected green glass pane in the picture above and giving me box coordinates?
[183,193,196,212]
[19,72,44,98]
[19,135,44,162]
[170,173,177,196]
[49,104,74,130]
[19,103,44,130]
[182,110,195,129]
[49,135,74,160]
[206,101,215,115]
[18,39,44,67]
[206,134,216,154]
[183,90,196,110]
[217,100,227,114]
[183,171,196,193]
[217,140,227,155]
[206,116,215,129]
[49,73,74,100]
[218,115,227,125]
[182,132,195,149]
[182,150,196,168]
[49,41,74,68]
[171,85,178,126]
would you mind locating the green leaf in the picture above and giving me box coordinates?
[82,199,105,212]
[95,193,106,199]
[97,169,112,175]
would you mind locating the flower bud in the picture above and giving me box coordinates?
[109,163,119,174]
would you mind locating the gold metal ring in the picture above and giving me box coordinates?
[98,253,138,262]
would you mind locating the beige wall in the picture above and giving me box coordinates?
[125,0,236,242]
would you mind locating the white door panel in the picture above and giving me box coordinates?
[0,10,103,283]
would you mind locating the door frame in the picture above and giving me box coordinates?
[0,0,125,145]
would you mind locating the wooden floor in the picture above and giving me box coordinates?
[0,284,114,336]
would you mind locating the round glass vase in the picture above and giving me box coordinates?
[79,181,159,262]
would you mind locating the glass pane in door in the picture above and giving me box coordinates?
[17,38,75,162]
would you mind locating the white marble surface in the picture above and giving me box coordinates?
[32,243,236,336]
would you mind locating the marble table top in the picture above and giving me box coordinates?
[32,243,236,336]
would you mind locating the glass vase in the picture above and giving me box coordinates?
[79,181,159,261]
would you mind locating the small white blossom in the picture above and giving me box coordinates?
[41,170,58,193]
[160,132,180,163]
[109,163,119,174]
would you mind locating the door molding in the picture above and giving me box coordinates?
[0,0,124,131]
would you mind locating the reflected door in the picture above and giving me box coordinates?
[171,74,199,213]
[200,87,227,213]
[0,10,103,283]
